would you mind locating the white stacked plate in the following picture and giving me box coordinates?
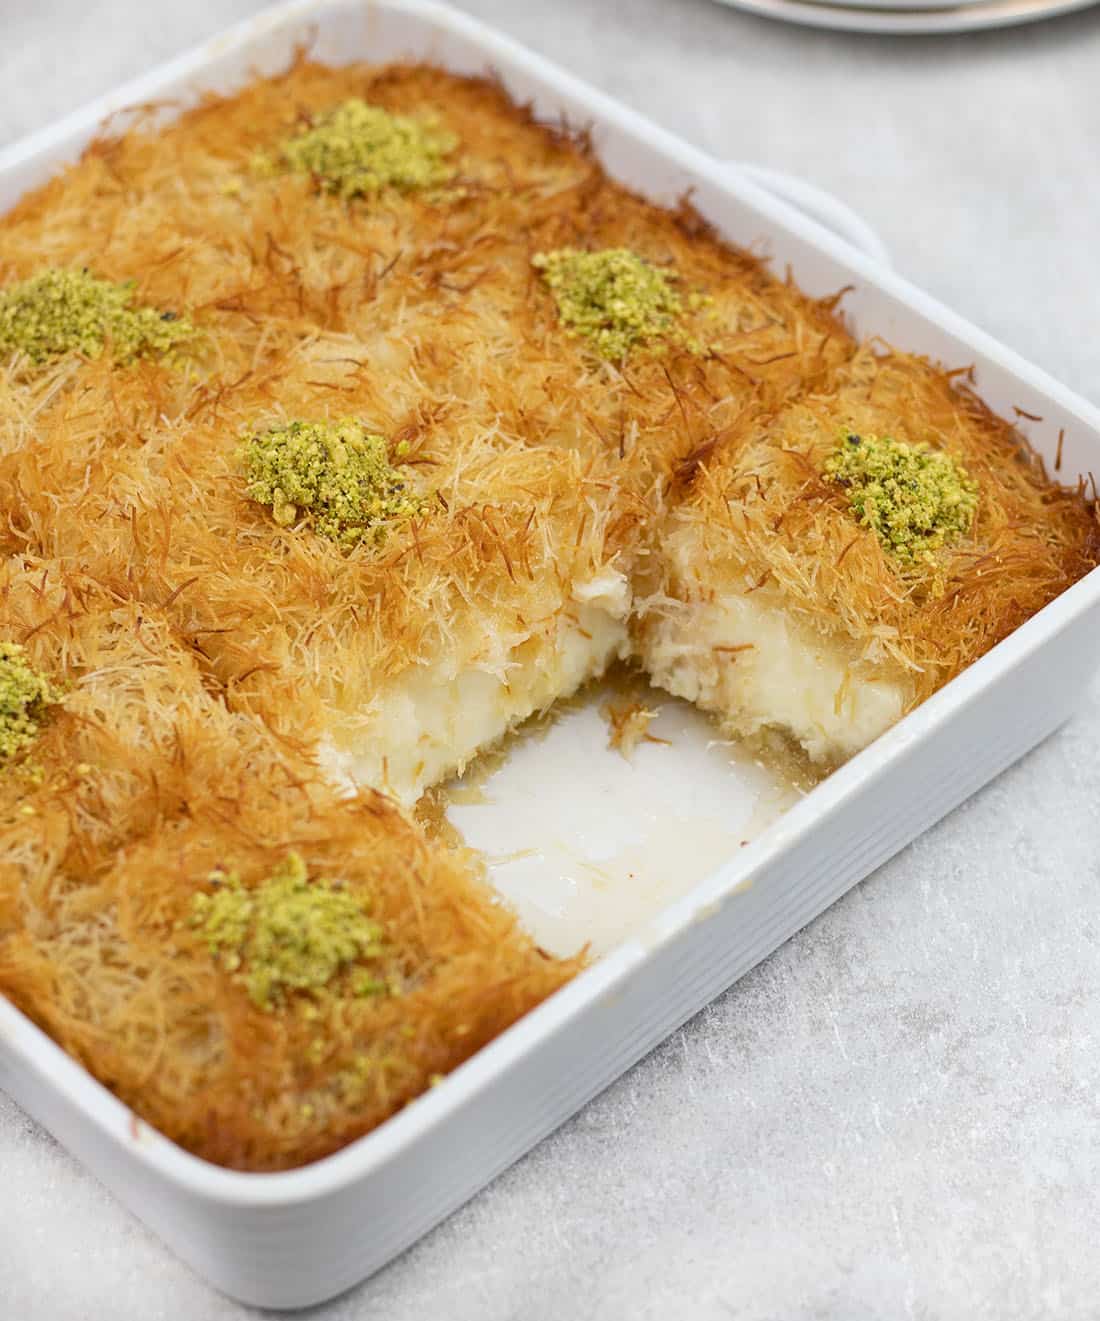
[713,0,1098,34]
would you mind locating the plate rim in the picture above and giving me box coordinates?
[710,0,1098,35]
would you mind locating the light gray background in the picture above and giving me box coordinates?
[3,2,1100,1317]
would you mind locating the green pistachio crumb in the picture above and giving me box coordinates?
[189,851,385,1010]
[351,972,388,998]
[824,430,979,568]
[259,99,457,199]
[240,418,430,549]
[0,642,61,763]
[15,759,47,788]
[0,269,194,366]
[532,247,705,361]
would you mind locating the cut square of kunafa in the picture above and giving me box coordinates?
[0,557,576,1171]
[634,346,1099,764]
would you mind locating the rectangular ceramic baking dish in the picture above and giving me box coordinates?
[2,1,1099,1308]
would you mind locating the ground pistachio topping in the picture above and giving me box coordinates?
[0,642,61,763]
[0,269,194,366]
[532,247,706,361]
[258,98,457,199]
[189,851,385,1011]
[240,418,429,549]
[824,430,979,568]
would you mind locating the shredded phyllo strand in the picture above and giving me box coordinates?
[240,418,430,548]
[601,696,660,759]
[0,269,194,365]
[257,98,457,198]
[0,642,61,762]
[824,430,979,568]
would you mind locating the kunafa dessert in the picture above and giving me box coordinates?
[0,58,1094,1169]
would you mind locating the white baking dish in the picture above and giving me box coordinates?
[1,0,1099,1308]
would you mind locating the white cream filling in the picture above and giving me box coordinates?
[639,588,910,764]
[318,569,631,804]
[317,528,909,808]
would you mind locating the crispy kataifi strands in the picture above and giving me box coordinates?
[0,59,1094,1172]
[635,345,1100,761]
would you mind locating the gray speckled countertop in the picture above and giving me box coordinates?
[4,2,1100,1317]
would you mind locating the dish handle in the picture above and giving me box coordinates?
[723,161,892,268]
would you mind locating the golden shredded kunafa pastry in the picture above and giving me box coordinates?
[0,59,1094,1170]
